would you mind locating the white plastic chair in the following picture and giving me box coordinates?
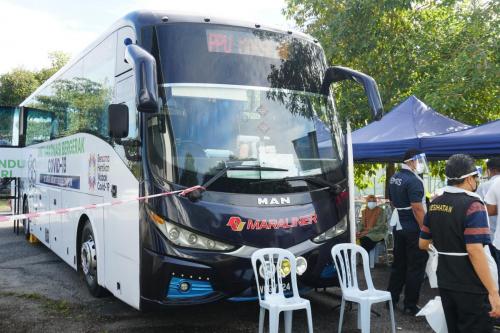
[331,244,396,333]
[251,248,313,333]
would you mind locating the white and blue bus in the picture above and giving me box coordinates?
[6,11,383,310]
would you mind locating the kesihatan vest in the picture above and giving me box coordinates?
[427,192,488,294]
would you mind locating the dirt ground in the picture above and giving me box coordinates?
[0,221,441,333]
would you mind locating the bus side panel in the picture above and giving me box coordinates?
[61,193,104,269]
[31,186,51,246]
[104,199,140,309]
[48,188,63,255]
[102,150,140,309]
[24,134,140,309]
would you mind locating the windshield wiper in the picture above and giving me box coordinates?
[202,164,289,189]
[181,162,288,202]
[252,176,346,194]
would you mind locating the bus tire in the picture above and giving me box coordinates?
[22,199,30,240]
[80,220,106,297]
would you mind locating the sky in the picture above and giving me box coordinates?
[0,0,293,74]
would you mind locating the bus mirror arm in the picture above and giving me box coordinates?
[125,44,159,113]
[321,66,384,121]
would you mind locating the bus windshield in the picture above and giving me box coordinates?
[147,84,344,193]
[146,23,344,194]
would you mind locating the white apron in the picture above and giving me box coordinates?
[425,186,498,289]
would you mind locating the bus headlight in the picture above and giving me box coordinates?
[296,256,307,276]
[148,209,235,251]
[279,259,291,277]
[312,216,348,243]
[259,262,276,279]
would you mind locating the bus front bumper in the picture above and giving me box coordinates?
[139,234,347,308]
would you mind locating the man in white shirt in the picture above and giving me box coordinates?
[484,158,500,276]
[478,157,500,204]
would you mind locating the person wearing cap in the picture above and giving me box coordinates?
[419,154,500,332]
[357,195,388,253]
[387,148,428,315]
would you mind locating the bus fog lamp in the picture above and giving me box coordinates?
[206,239,216,249]
[179,281,191,292]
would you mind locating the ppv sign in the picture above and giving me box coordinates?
[0,148,26,178]
[226,213,317,232]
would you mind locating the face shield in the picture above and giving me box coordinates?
[446,166,482,181]
[404,153,429,174]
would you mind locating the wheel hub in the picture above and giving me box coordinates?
[81,239,97,276]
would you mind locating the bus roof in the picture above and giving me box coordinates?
[20,10,318,107]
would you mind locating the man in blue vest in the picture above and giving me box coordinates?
[387,149,428,315]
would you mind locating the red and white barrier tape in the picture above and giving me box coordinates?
[0,185,205,223]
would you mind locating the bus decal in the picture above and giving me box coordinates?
[38,137,85,158]
[39,174,80,189]
[227,214,317,232]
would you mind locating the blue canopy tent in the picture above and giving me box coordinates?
[352,95,469,162]
[422,120,500,160]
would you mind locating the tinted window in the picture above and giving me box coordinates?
[157,24,326,93]
[0,107,18,146]
[24,34,116,144]
[82,33,116,137]
[25,108,54,146]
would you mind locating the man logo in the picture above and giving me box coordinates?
[226,216,246,232]
[257,197,291,205]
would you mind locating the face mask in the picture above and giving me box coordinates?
[367,202,377,210]
[471,177,479,192]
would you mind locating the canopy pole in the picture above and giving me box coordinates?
[346,121,356,244]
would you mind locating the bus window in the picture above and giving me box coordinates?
[0,107,19,146]
[25,108,55,145]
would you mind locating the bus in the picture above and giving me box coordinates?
[9,11,383,310]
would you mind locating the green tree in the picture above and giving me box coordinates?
[0,51,70,106]
[284,0,499,189]
[0,68,39,106]
[35,51,70,83]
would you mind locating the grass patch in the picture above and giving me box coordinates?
[0,291,75,315]
[18,292,44,301]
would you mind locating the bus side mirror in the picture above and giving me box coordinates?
[321,66,384,121]
[108,104,129,139]
[124,43,159,113]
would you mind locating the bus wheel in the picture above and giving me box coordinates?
[80,220,105,297]
[22,199,30,240]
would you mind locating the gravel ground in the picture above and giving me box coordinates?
[0,221,440,333]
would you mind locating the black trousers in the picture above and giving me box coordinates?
[439,288,492,333]
[387,229,428,308]
[360,237,379,253]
